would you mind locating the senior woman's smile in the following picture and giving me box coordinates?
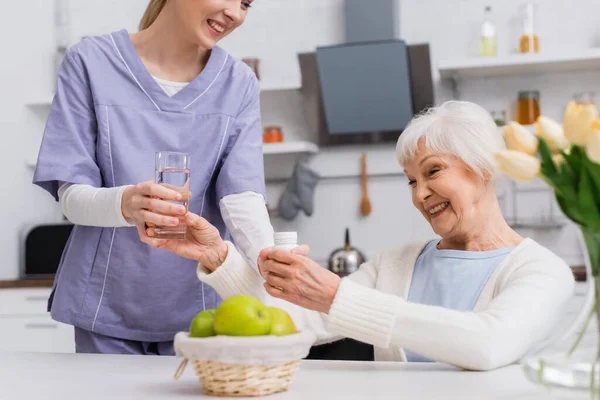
[404,147,494,247]
[399,102,517,251]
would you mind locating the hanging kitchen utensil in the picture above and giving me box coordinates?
[360,153,372,217]
[327,228,366,277]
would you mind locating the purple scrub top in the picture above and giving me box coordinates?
[33,29,265,342]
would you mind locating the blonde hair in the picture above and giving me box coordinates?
[139,0,167,31]
[396,101,506,179]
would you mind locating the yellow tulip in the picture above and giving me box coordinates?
[495,151,541,182]
[534,116,570,152]
[563,101,598,146]
[587,124,600,164]
[503,121,538,155]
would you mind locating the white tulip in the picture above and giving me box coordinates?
[587,126,600,165]
[563,101,598,146]
[534,116,570,152]
[495,151,541,182]
[504,121,538,155]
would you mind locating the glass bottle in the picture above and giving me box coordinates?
[519,3,539,53]
[480,6,497,57]
[517,90,540,125]
[491,110,507,127]
[574,91,596,106]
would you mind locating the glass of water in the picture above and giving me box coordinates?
[153,151,191,240]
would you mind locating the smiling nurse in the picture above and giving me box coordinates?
[32,0,280,355]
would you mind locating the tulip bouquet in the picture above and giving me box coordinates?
[495,100,600,394]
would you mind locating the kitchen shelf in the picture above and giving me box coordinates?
[507,219,566,230]
[262,141,318,155]
[25,96,54,107]
[439,49,600,79]
[265,170,403,184]
[260,81,301,92]
[25,158,37,169]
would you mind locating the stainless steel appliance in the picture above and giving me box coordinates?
[327,228,366,277]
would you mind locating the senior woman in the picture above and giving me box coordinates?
[147,101,575,371]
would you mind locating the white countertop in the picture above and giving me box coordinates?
[0,352,556,399]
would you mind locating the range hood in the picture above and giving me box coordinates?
[344,0,401,43]
[298,0,433,147]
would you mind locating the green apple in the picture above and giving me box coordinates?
[189,309,217,338]
[214,295,271,336]
[267,307,297,336]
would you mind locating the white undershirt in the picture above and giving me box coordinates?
[152,75,189,97]
[56,77,275,269]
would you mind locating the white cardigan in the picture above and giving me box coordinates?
[198,238,575,371]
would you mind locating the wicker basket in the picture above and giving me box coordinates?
[174,331,316,397]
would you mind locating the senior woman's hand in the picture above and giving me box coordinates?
[259,249,341,314]
[145,212,228,271]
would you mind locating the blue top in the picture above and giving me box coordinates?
[404,240,514,362]
[32,29,265,342]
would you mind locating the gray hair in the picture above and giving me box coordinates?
[396,101,506,178]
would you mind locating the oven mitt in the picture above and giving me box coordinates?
[277,161,320,220]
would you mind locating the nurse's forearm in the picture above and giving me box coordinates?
[220,191,274,271]
[58,183,135,227]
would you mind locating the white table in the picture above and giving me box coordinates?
[0,352,558,399]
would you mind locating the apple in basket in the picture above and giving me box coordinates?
[188,294,297,338]
[266,307,297,336]
[189,309,217,338]
[175,295,314,397]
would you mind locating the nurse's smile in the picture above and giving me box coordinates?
[207,19,227,35]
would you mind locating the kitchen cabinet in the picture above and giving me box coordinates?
[0,288,74,353]
[0,283,585,356]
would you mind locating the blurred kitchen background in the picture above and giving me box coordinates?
[4,0,600,285]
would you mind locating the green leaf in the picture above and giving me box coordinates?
[556,194,586,225]
[589,163,600,191]
[538,138,579,202]
[563,145,585,185]
[582,157,600,204]
[582,230,600,277]
[538,137,561,190]
[556,160,580,205]
[578,166,600,230]
[537,138,589,224]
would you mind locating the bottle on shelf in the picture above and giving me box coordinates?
[517,90,541,125]
[573,91,596,106]
[480,6,497,57]
[519,3,539,54]
[491,110,507,127]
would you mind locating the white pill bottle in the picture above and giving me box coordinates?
[273,232,298,251]
[269,231,304,330]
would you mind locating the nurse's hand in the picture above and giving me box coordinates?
[121,180,187,233]
[145,212,228,272]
